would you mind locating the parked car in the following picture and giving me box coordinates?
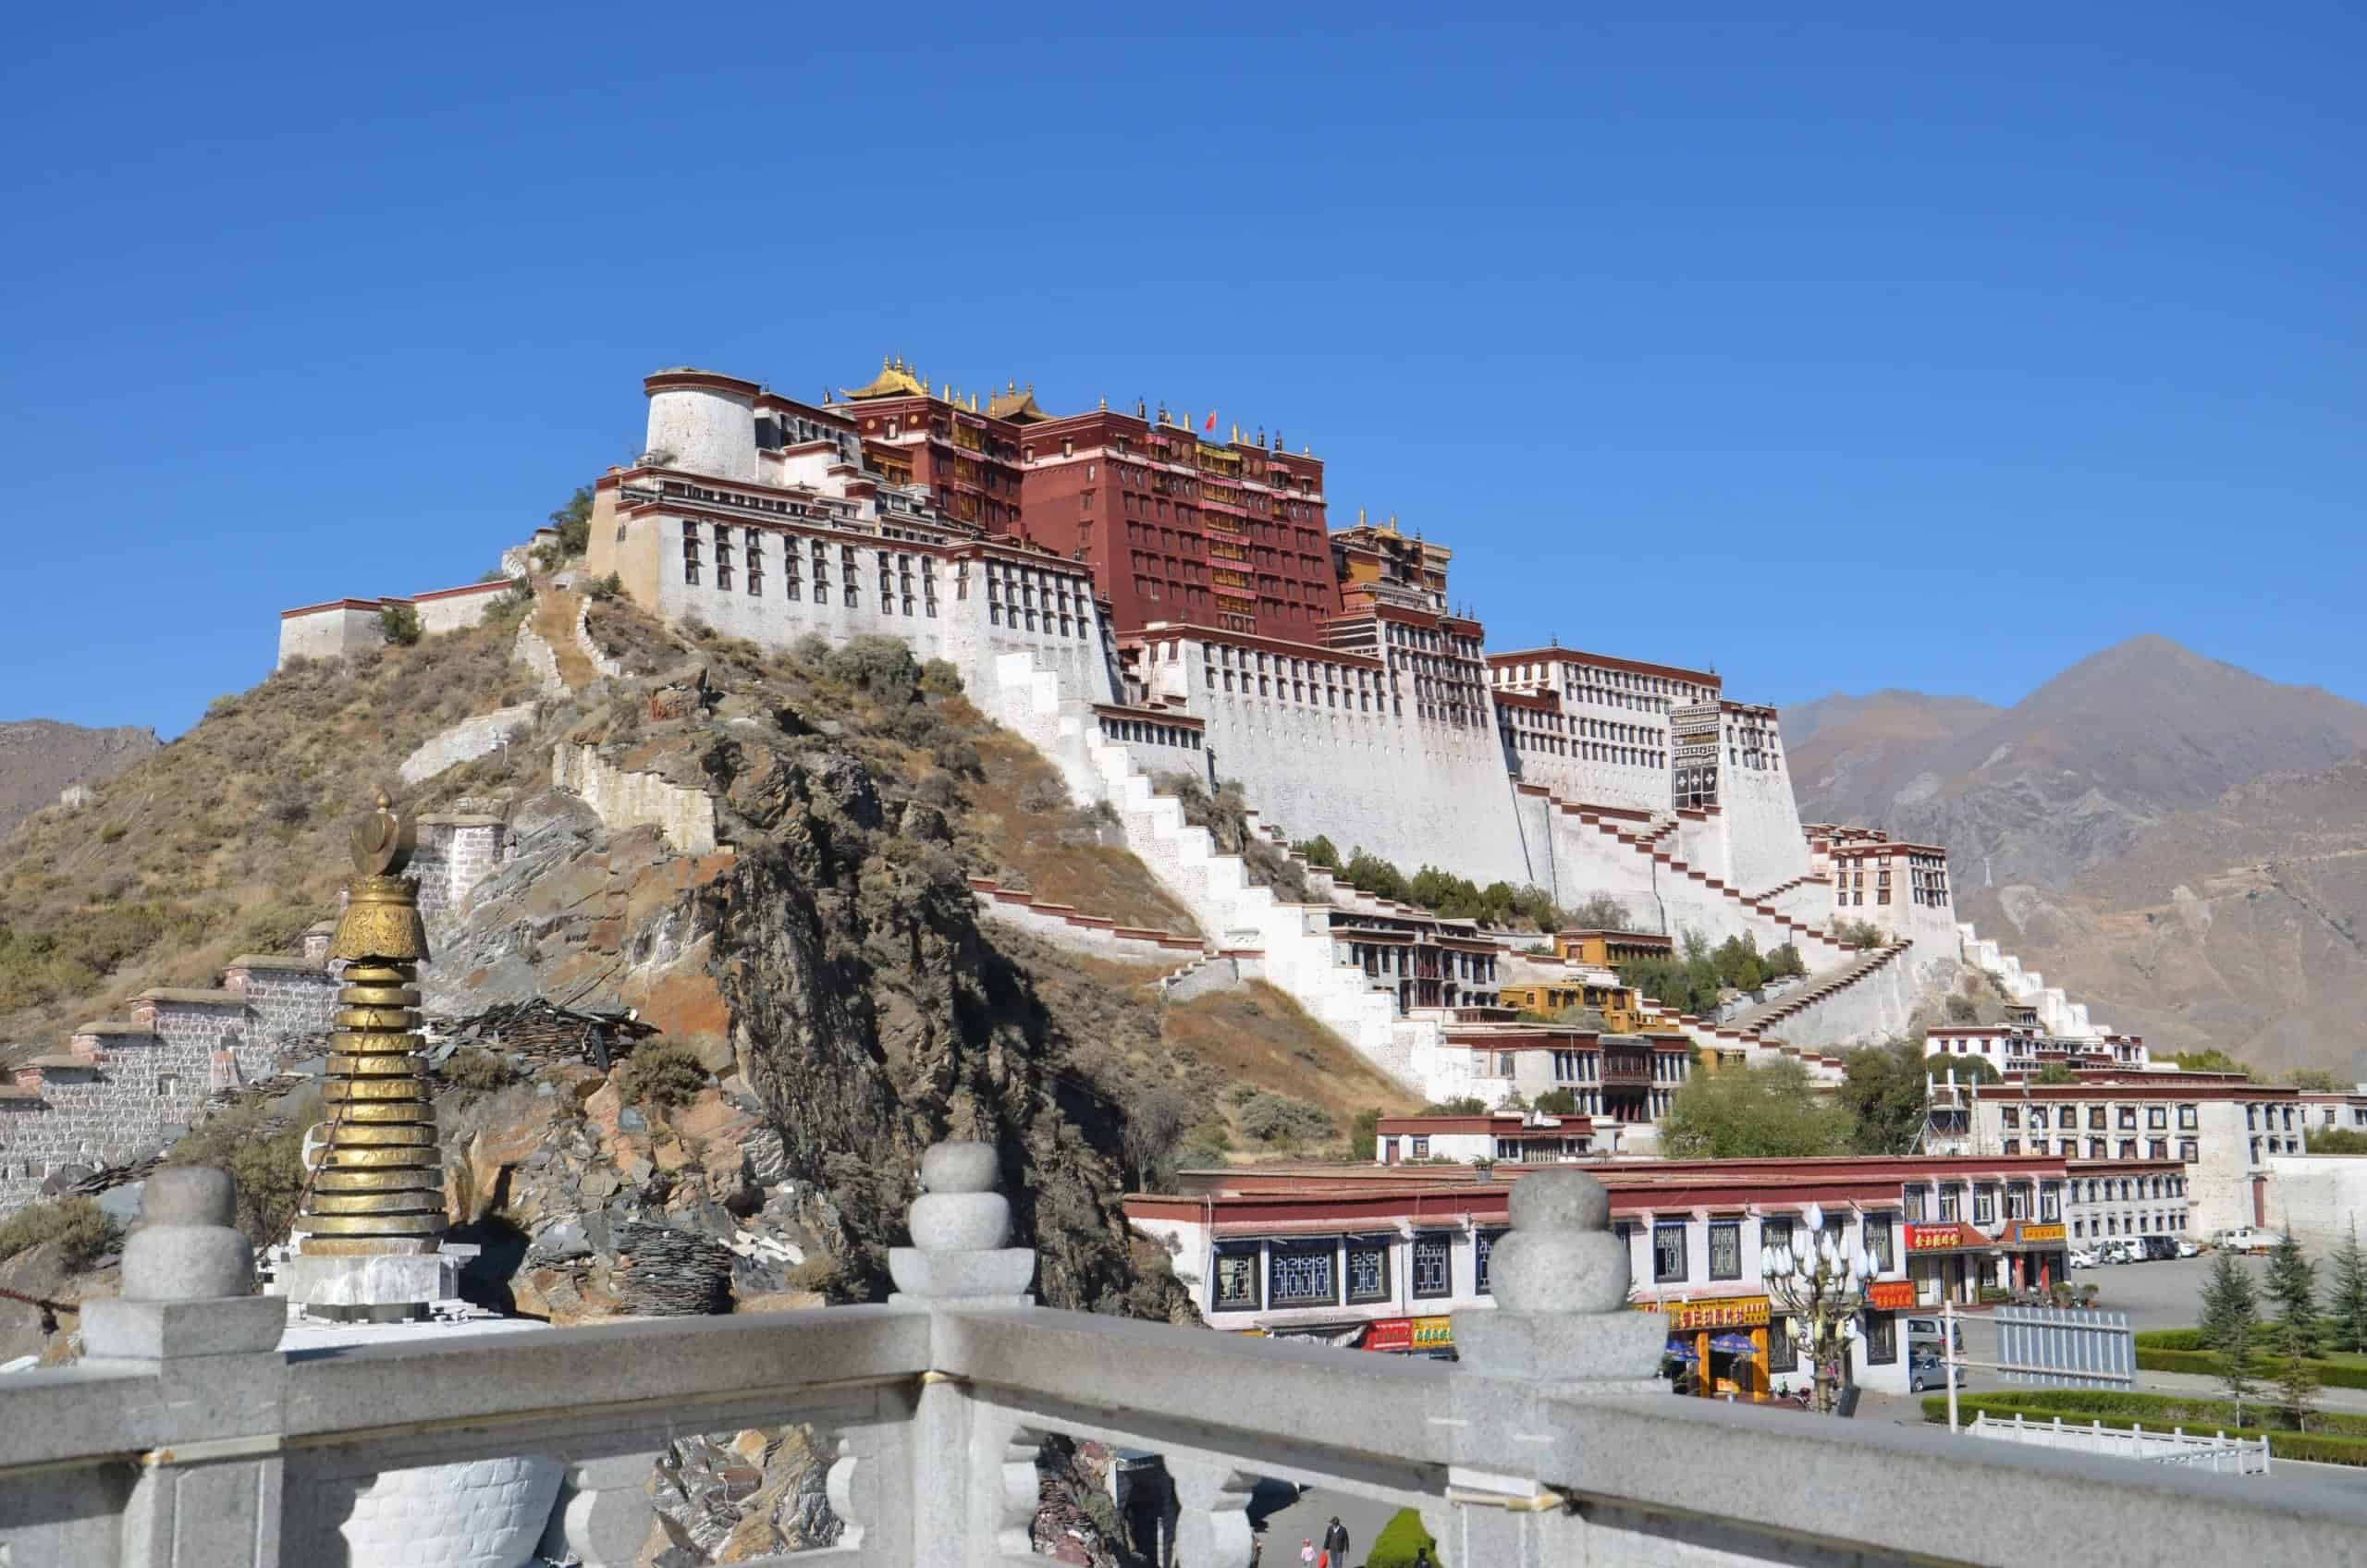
[2141,1236,2179,1262]
[2211,1227,2280,1256]
[2068,1248,2098,1269]
[1907,1348,1967,1393]
[2177,1239,2202,1258]
[2101,1241,2137,1264]
[1906,1316,1965,1360]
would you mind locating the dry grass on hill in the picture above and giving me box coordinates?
[962,729,1199,936]
[1167,982,1424,1137]
[0,621,542,1060]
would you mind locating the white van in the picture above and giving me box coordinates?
[2211,1228,2280,1255]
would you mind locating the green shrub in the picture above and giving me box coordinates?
[166,1107,308,1243]
[380,603,423,646]
[0,1197,120,1270]
[1368,1507,1444,1568]
[97,824,128,845]
[585,571,624,601]
[821,635,921,699]
[617,1038,708,1111]
[2136,1339,2367,1389]
[484,584,535,628]
[919,658,963,695]
[1234,1091,1334,1148]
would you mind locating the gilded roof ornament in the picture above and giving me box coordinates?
[841,355,930,401]
[350,788,415,876]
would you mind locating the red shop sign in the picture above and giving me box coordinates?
[1866,1280,1918,1311]
[1363,1317,1414,1354]
[1906,1224,1965,1253]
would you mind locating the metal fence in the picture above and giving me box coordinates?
[1968,1414,2270,1476]
[1995,1305,2134,1389]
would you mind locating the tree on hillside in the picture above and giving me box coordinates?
[1294,835,1341,870]
[2169,1049,2254,1079]
[1564,893,1633,931]
[2285,1067,2343,1092]
[2199,1251,2262,1418]
[1660,1060,1849,1159]
[1121,1088,1188,1193]
[1532,1088,1578,1115]
[2307,1127,2367,1154]
[1837,1041,1939,1156]
[2031,1062,2079,1085]
[2326,1223,2367,1355]
[1762,942,1807,979]
[550,485,593,555]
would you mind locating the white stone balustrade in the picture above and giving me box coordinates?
[2,1154,2363,1567]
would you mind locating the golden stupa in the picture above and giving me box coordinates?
[298,791,446,1256]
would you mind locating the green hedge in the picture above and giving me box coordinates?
[2133,1341,2367,1390]
[1919,1393,2367,1466]
[2135,1329,2206,1351]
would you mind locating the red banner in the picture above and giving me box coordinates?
[1906,1224,1965,1253]
[1866,1280,1917,1311]
[1362,1318,1413,1354]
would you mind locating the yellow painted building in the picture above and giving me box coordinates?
[1552,930,1675,968]
[1501,980,1649,1034]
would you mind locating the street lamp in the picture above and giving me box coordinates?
[1758,1202,1870,1415]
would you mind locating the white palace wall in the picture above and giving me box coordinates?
[1141,637,1531,885]
[1722,762,1812,897]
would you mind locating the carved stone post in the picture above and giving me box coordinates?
[1165,1461,1257,1568]
[85,1168,289,1568]
[889,1143,1037,1568]
[1448,1169,1662,1568]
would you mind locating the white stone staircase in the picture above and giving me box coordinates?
[1956,923,2103,1039]
[977,649,1451,1093]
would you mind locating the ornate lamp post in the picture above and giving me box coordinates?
[1758,1202,1870,1414]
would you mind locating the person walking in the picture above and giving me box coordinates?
[1412,1548,1432,1568]
[1300,1537,1315,1568]
[1324,1516,1351,1568]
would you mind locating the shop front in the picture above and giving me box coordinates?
[1637,1294,1772,1401]
[2006,1222,2067,1293]
[1903,1222,1998,1305]
[1358,1315,1456,1360]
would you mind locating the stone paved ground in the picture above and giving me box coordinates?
[1251,1482,1407,1568]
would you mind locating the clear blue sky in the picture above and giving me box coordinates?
[6,4,2361,737]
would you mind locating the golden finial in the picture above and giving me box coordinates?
[349,787,415,877]
[1358,507,1367,525]
[1099,395,1108,411]
[1008,379,1017,394]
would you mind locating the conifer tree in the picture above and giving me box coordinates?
[2327,1223,2367,1356]
[2199,1251,2258,1356]
[2264,1231,2324,1360]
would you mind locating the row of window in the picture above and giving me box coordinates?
[1209,1231,1498,1312]
[2069,1212,2187,1239]
[1902,1182,2063,1225]
[2002,1104,2200,1132]
[1098,717,1200,750]
[1631,1214,1900,1287]
[2004,1138,2199,1162]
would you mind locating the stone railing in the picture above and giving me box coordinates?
[4,1156,2363,1567]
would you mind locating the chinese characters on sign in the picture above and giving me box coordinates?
[1865,1280,1918,1311]
[1906,1224,1966,1253]
[2013,1223,2067,1245]
[1637,1295,1771,1331]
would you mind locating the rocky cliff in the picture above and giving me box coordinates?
[0,719,160,841]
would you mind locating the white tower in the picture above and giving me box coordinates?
[643,368,759,482]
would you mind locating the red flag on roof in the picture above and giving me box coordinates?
[1203,410,1217,433]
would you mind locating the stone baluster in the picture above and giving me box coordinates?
[534,1452,660,1568]
[1447,1169,1662,1567]
[84,1167,290,1568]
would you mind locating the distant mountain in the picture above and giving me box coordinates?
[1787,638,2367,1074]
[1790,637,2367,888]
[0,720,160,839]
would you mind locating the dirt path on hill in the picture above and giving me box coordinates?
[533,588,602,692]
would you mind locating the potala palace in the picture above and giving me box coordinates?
[265,362,2149,1123]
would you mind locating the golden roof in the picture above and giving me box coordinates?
[841,355,928,401]
[988,379,1050,423]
